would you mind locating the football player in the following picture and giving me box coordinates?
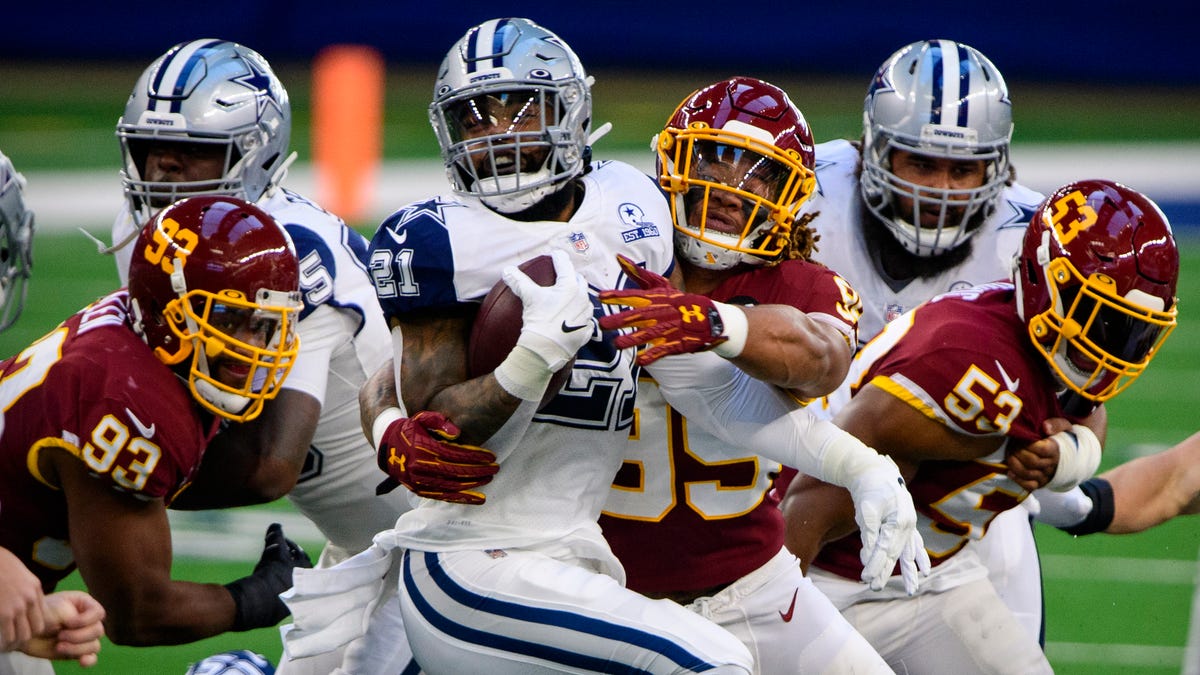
[781,179,1179,673]
[289,18,755,673]
[324,22,922,669]
[594,77,894,673]
[0,150,33,334]
[783,39,1072,642]
[105,39,406,674]
[0,197,311,661]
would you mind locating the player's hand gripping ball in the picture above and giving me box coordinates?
[468,254,577,408]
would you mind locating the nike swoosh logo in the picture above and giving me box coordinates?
[125,407,156,439]
[994,359,1021,392]
[778,588,799,622]
[561,320,589,333]
[386,228,408,246]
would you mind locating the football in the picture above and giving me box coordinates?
[467,254,575,409]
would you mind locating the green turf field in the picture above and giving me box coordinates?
[3,60,1199,672]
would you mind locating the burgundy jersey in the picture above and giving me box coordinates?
[0,291,217,588]
[600,259,860,593]
[814,282,1092,581]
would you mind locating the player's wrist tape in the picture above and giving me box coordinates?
[1058,477,1114,536]
[371,406,405,449]
[710,301,748,358]
[1046,424,1102,491]
[224,575,291,631]
[494,345,554,401]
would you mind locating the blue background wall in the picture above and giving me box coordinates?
[5,1,1193,85]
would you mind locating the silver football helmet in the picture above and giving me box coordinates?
[117,39,293,226]
[861,39,1013,257]
[430,18,592,214]
[0,150,34,332]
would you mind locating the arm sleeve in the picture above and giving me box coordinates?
[646,352,886,487]
[281,304,351,404]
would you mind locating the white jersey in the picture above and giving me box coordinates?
[111,188,406,560]
[806,139,1044,345]
[368,160,675,576]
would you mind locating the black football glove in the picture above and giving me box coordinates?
[224,522,313,631]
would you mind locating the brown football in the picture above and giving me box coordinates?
[467,254,575,409]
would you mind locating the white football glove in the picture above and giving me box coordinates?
[849,455,931,595]
[503,249,594,371]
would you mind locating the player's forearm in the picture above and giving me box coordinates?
[731,305,851,397]
[650,351,875,483]
[1103,435,1200,533]
[97,580,236,646]
[360,359,401,445]
[781,476,858,569]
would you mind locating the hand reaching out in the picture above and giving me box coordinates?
[599,254,734,365]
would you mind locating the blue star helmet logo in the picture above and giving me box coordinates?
[998,199,1040,229]
[231,55,284,120]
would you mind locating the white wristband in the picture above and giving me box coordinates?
[371,406,405,449]
[710,301,748,358]
[493,345,554,401]
[1046,424,1102,491]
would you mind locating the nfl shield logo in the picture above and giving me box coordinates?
[884,303,905,323]
[569,232,590,252]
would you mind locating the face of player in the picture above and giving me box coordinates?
[889,149,986,228]
[684,143,786,236]
[141,141,228,207]
[204,302,283,389]
[447,90,554,178]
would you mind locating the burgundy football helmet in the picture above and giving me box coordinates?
[656,77,817,270]
[127,195,302,421]
[1014,179,1178,403]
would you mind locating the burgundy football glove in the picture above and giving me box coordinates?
[599,254,729,366]
[375,410,498,505]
